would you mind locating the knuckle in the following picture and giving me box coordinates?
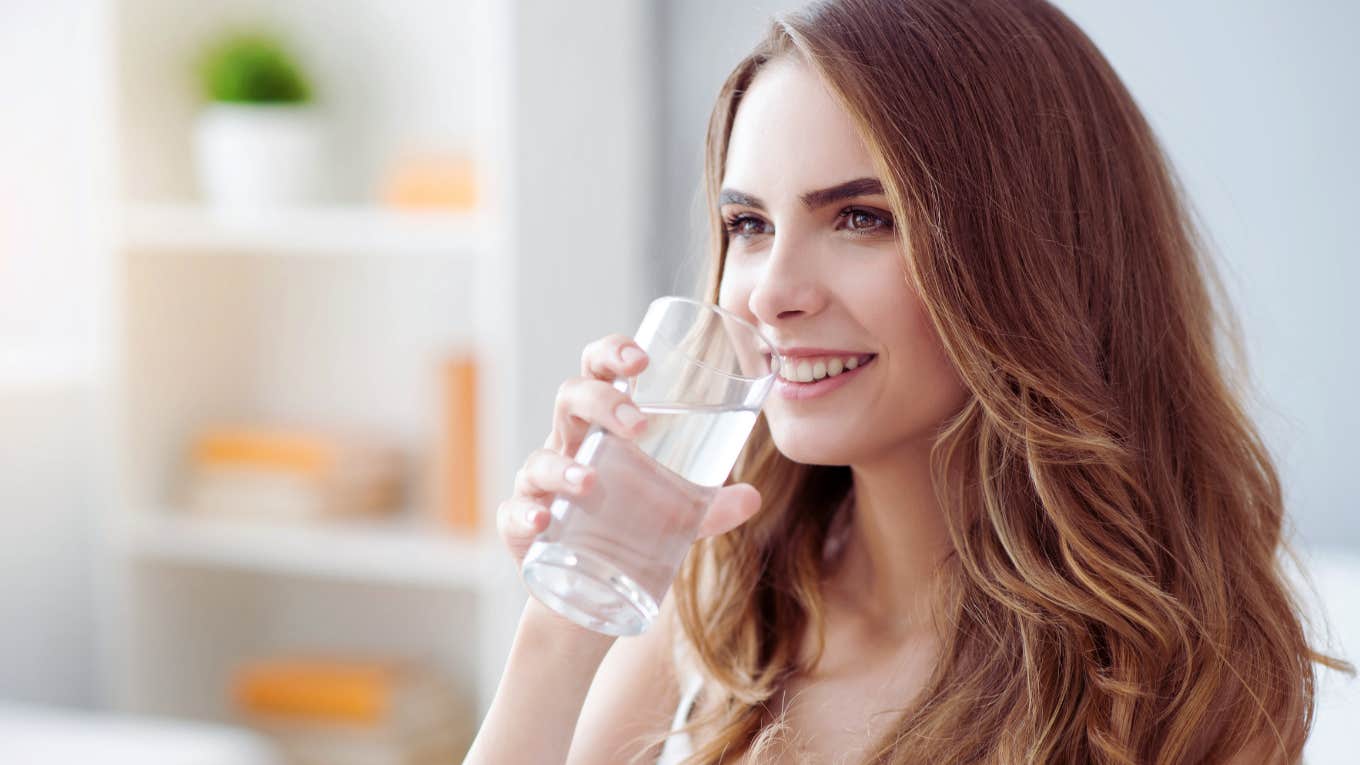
[556,377,572,399]
[552,390,573,421]
[585,336,612,360]
[577,380,613,414]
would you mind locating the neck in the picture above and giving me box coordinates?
[829,436,953,635]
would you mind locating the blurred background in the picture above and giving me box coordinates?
[0,1,1354,762]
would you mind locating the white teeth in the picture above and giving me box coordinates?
[779,354,870,383]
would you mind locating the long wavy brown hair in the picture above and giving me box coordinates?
[653,1,1350,763]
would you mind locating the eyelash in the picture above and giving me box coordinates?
[721,207,893,239]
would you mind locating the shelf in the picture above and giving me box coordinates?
[126,512,496,590]
[120,202,484,258]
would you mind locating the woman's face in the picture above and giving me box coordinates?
[718,57,970,465]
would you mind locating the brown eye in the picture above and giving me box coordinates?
[840,207,893,235]
[723,214,771,239]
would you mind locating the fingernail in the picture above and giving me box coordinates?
[522,506,545,527]
[616,403,645,430]
[620,346,645,365]
[564,465,587,485]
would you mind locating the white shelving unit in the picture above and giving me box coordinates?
[94,0,653,735]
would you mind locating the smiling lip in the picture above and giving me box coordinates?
[774,354,877,401]
[775,346,871,359]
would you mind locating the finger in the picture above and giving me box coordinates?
[513,448,596,500]
[696,483,763,539]
[497,497,551,563]
[581,334,649,381]
[550,376,648,454]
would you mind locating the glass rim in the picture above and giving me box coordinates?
[648,296,780,383]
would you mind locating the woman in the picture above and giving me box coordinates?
[466,1,1347,762]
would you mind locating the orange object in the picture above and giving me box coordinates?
[233,658,401,725]
[188,425,406,519]
[380,151,478,211]
[438,352,480,531]
[194,427,335,478]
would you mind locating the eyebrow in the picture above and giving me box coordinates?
[718,177,885,212]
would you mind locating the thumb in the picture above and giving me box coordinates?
[696,483,762,539]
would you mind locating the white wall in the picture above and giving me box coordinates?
[509,0,654,458]
[0,389,99,706]
[656,0,1360,550]
[655,0,794,299]
[1051,0,1360,550]
[0,0,110,706]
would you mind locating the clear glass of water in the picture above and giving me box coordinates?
[520,296,779,636]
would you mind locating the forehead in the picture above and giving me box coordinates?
[722,58,877,197]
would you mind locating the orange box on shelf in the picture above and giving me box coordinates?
[188,425,406,521]
[230,656,475,764]
[234,658,398,725]
[379,150,478,211]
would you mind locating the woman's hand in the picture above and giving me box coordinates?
[495,333,764,569]
[468,333,766,765]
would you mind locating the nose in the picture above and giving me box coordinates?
[747,234,828,325]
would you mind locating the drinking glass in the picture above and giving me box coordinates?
[520,296,779,636]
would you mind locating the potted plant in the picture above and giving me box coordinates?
[193,30,328,211]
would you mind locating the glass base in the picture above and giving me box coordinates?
[521,541,659,637]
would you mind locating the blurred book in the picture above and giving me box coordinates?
[187,425,406,521]
[231,656,473,765]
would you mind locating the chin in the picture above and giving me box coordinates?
[767,418,860,466]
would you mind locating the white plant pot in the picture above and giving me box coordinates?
[193,103,328,211]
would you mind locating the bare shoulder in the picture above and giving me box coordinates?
[565,591,684,764]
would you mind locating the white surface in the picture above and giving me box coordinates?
[0,390,99,707]
[1300,548,1360,764]
[0,1,108,365]
[0,0,111,708]
[0,701,282,765]
[128,513,494,589]
[122,202,483,257]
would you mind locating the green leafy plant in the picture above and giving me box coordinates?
[198,31,311,104]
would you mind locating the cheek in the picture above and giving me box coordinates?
[887,290,970,429]
[717,267,757,323]
[811,277,968,455]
